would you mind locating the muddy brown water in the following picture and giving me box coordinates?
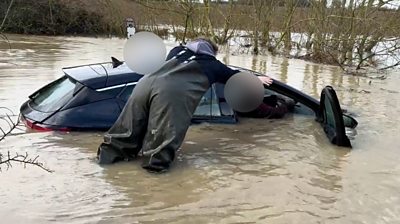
[1,34,400,224]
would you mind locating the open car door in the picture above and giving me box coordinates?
[227,66,359,148]
[317,86,357,147]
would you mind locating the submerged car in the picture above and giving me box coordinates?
[20,58,358,147]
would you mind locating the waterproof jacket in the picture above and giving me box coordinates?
[167,45,239,84]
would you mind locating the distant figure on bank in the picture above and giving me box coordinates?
[127,23,136,39]
[97,38,273,173]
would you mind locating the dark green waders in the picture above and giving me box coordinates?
[98,58,209,172]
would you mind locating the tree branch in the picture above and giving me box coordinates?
[0,152,53,173]
[0,107,53,173]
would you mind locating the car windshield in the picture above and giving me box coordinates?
[30,76,76,112]
[324,95,336,130]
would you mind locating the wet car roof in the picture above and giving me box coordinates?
[63,62,142,89]
[63,62,245,90]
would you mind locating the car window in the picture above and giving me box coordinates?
[194,88,221,117]
[118,85,135,102]
[319,86,351,147]
[30,76,76,112]
[323,95,336,130]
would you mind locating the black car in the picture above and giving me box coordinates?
[20,59,358,147]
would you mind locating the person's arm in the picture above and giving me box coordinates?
[244,103,288,119]
[214,60,274,86]
[213,60,240,83]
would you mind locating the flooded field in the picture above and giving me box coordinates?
[1,34,400,224]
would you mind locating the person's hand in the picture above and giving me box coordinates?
[258,75,273,86]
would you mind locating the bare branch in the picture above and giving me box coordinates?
[0,152,53,173]
[0,107,52,173]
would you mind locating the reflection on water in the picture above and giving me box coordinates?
[1,34,400,223]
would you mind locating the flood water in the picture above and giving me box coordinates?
[1,34,400,224]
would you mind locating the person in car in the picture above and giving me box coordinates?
[97,38,273,173]
[237,95,296,118]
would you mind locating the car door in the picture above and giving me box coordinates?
[257,77,358,147]
[317,86,357,147]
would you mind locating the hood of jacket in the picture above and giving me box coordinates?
[184,39,216,57]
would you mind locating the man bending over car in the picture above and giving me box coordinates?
[97,38,273,173]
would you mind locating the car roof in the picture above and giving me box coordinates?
[62,62,143,89]
[62,61,248,90]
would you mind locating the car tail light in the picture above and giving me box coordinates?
[21,116,70,132]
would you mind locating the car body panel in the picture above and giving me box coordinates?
[42,99,121,130]
[20,101,55,123]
